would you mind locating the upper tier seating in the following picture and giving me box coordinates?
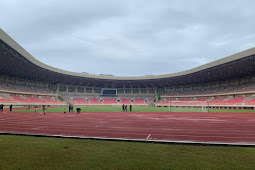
[0,82,53,94]
[164,82,255,97]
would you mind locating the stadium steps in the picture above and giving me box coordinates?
[6,95,14,100]
[190,98,197,102]
[20,95,29,100]
[38,96,45,101]
[72,99,77,104]
[207,97,215,102]
[149,97,155,107]
[58,94,72,104]
[88,99,91,104]
[223,96,233,102]
[99,98,103,104]
[245,95,255,101]
[94,95,99,104]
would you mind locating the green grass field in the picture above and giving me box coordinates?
[0,135,255,169]
[13,106,255,113]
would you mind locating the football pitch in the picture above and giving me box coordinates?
[12,106,255,113]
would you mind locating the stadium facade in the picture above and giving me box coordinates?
[1,28,255,108]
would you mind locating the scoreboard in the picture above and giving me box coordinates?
[101,88,117,96]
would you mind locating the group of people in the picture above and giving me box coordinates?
[1,103,133,114]
[68,105,74,112]
[0,104,11,112]
[33,106,46,115]
[122,104,132,112]
[64,105,81,114]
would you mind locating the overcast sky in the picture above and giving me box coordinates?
[1,0,255,76]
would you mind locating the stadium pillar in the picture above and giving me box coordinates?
[92,88,94,94]
[75,87,77,95]
[56,84,59,94]
[155,95,158,102]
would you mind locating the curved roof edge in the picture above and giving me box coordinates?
[1,28,255,81]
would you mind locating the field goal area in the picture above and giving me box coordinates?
[168,101,209,112]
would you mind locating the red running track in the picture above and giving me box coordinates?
[1,111,255,145]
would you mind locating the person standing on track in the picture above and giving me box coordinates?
[69,104,72,113]
[9,104,12,112]
[64,108,66,114]
[1,104,4,112]
[43,106,46,115]
[122,104,125,112]
[129,104,132,112]
[35,106,38,112]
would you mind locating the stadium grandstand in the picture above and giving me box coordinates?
[1,27,255,110]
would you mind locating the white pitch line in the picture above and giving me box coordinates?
[146,134,151,140]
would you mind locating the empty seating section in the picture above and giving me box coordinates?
[133,99,145,104]
[74,98,89,104]
[144,98,152,104]
[157,96,255,106]
[0,83,63,105]
[64,94,154,105]
[27,96,45,103]
[159,98,176,105]
[41,96,65,104]
[11,95,30,103]
[220,97,245,105]
[0,93,64,105]
[164,83,255,96]
[0,95,17,103]
[244,98,255,105]
[0,82,53,94]
[195,97,210,102]
[88,98,98,104]
[171,98,193,105]
[102,98,118,104]
[120,99,131,104]
[209,97,226,105]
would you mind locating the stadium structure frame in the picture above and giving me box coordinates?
[1,28,255,89]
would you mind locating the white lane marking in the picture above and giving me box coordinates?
[146,134,151,140]
[31,126,49,130]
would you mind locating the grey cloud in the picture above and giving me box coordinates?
[1,0,255,76]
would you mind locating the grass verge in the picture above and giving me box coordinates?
[1,135,255,169]
[12,106,255,113]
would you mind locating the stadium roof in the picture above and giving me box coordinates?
[1,28,255,88]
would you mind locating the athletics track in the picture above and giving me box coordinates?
[1,111,255,146]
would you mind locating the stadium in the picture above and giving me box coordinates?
[1,26,255,169]
[2,26,255,109]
